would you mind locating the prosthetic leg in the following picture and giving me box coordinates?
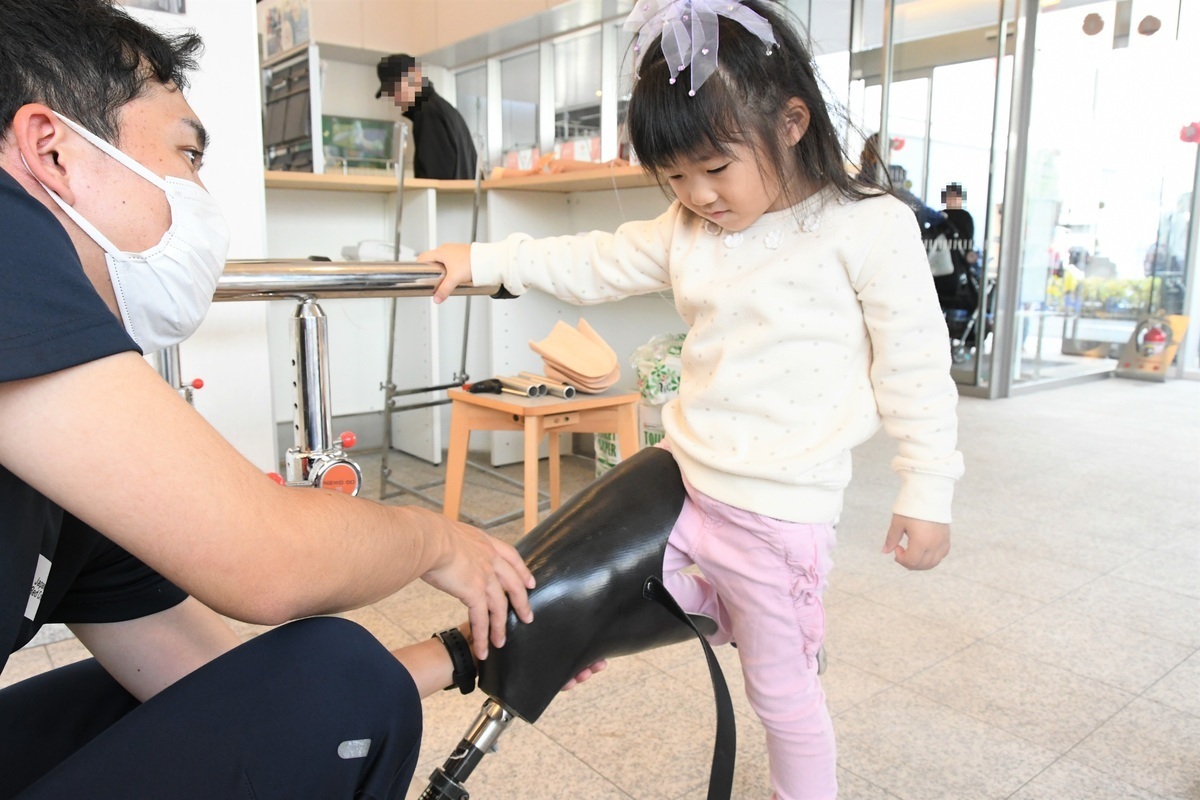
[421,447,736,800]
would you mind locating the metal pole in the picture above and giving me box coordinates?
[384,121,410,492]
[1174,143,1200,378]
[154,344,182,389]
[877,0,896,180]
[291,299,333,481]
[976,0,1014,389]
[990,0,1040,398]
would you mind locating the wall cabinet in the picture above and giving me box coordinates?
[260,0,567,60]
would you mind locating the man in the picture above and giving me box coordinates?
[377,54,478,180]
[858,133,945,230]
[0,2,535,796]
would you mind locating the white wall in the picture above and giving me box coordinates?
[124,0,275,470]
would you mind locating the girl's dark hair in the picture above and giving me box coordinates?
[626,0,879,206]
[0,0,203,144]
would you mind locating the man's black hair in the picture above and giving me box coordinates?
[626,0,879,207]
[0,0,203,144]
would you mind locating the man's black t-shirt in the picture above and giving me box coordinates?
[0,166,186,670]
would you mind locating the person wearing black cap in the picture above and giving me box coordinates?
[377,54,477,180]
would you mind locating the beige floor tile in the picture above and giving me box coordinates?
[676,752,776,800]
[542,651,681,720]
[221,615,275,641]
[1054,575,1200,648]
[824,595,975,682]
[835,687,1058,800]
[1120,541,1200,599]
[987,523,1148,575]
[20,622,74,649]
[936,544,1101,603]
[860,571,1044,639]
[635,639,701,673]
[822,658,895,717]
[373,579,471,640]
[405,721,631,800]
[985,603,1192,694]
[1068,698,1200,798]
[533,670,735,798]
[338,605,419,651]
[0,647,52,689]
[1008,757,1170,800]
[905,641,1135,752]
[663,640,755,721]
[834,768,904,799]
[45,636,93,668]
[1143,649,1200,718]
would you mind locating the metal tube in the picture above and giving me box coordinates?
[518,371,575,398]
[154,345,182,388]
[214,261,497,302]
[420,700,515,800]
[498,376,540,397]
[292,299,333,458]
[394,123,408,262]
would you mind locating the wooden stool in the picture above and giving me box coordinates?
[443,388,641,532]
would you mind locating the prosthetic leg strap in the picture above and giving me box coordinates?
[644,577,736,800]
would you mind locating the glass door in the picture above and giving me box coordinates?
[849,0,1014,390]
[1004,0,1198,389]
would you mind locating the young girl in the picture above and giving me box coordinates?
[425,1,963,796]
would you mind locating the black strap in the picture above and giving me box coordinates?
[643,577,736,800]
[433,628,478,695]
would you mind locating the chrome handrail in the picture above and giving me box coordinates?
[214,260,496,302]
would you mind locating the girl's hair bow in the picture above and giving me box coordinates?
[624,0,777,96]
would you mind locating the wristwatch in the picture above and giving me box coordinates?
[433,628,477,694]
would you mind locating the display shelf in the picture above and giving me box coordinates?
[264,165,657,194]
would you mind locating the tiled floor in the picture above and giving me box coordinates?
[5,377,1198,799]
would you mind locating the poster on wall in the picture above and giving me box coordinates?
[119,0,186,13]
[260,0,311,62]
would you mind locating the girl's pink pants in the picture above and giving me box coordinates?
[664,470,838,799]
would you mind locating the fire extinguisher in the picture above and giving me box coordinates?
[1140,324,1168,358]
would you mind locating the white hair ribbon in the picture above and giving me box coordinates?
[624,0,777,96]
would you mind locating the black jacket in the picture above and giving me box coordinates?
[404,82,477,180]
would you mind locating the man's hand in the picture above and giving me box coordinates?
[421,518,535,660]
[882,514,950,570]
[421,243,473,304]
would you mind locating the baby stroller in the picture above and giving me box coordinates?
[925,216,991,364]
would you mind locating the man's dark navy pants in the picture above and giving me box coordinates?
[0,617,423,798]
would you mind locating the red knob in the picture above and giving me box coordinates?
[189,378,204,390]
[339,431,357,449]
[267,472,286,485]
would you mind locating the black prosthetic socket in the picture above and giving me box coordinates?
[477,446,692,722]
[423,447,735,800]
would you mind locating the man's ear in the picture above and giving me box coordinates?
[783,98,811,147]
[10,104,80,204]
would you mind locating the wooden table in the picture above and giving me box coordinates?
[442,388,641,531]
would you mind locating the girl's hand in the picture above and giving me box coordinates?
[420,243,474,304]
[882,514,950,570]
[561,659,608,691]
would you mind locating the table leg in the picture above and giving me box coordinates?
[443,401,471,522]
[616,402,639,462]
[523,416,541,532]
[547,430,561,512]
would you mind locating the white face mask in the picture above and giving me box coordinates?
[30,111,230,354]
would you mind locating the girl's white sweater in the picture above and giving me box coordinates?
[471,187,964,524]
